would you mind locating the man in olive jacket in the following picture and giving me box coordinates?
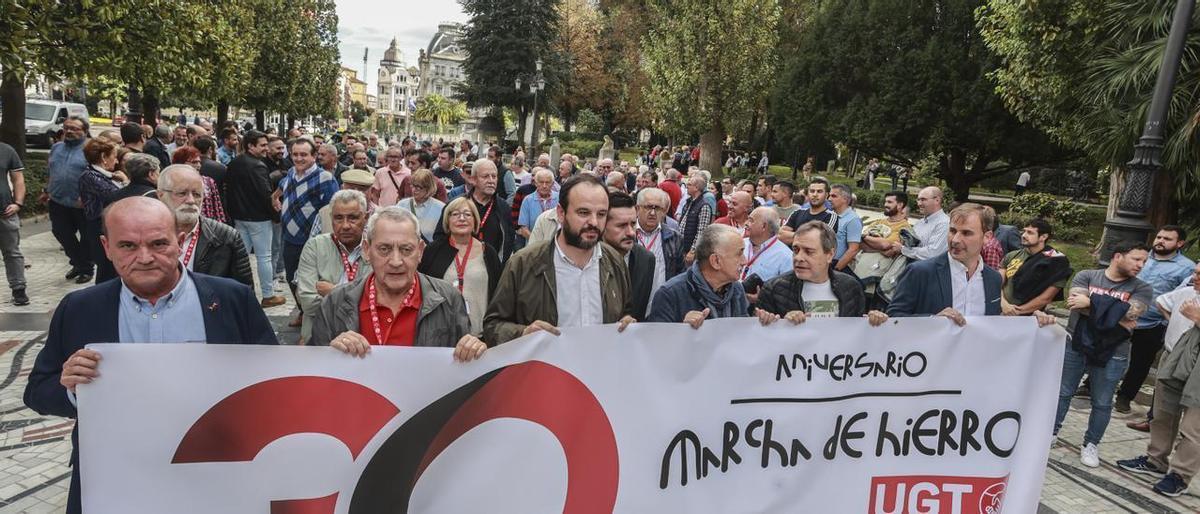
[484,175,635,345]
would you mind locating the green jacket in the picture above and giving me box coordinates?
[483,239,632,345]
[311,273,469,348]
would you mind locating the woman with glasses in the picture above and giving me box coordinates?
[172,146,229,224]
[418,197,501,335]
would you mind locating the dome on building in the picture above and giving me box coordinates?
[381,38,404,69]
[426,23,465,57]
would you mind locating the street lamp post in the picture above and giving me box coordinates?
[515,59,545,150]
[1100,0,1195,264]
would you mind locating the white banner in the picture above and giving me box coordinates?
[79,317,1065,513]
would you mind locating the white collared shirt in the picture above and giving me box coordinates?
[947,255,986,316]
[553,234,603,328]
[637,222,667,303]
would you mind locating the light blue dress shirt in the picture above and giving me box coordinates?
[118,271,208,344]
[1137,251,1197,328]
[834,209,863,260]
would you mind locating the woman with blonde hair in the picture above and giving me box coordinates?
[417,196,501,335]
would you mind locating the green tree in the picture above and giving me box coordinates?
[642,0,781,172]
[0,0,137,155]
[459,0,564,144]
[772,0,1068,201]
[241,0,340,124]
[415,94,469,134]
[978,0,1199,226]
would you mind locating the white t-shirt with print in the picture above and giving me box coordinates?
[803,280,839,318]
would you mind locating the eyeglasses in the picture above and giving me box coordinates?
[638,205,665,213]
[449,211,474,220]
[163,189,203,200]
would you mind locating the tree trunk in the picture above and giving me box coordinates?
[287,114,295,130]
[0,71,27,157]
[255,110,265,131]
[699,124,724,175]
[516,104,528,149]
[141,86,160,127]
[217,99,229,127]
[126,84,143,124]
[939,149,971,205]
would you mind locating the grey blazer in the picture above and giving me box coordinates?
[311,272,470,348]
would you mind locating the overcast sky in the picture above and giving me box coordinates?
[336,0,470,94]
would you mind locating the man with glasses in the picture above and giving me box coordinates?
[636,187,684,300]
[156,165,252,286]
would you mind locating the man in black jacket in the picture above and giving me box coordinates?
[157,165,253,286]
[755,220,885,325]
[225,129,286,307]
[143,124,173,168]
[603,191,656,320]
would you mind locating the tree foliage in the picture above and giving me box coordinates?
[415,94,469,134]
[979,0,1200,223]
[642,0,780,172]
[242,0,340,117]
[771,0,1068,201]
[459,0,564,110]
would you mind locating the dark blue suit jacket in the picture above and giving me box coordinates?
[22,272,278,514]
[887,253,1002,317]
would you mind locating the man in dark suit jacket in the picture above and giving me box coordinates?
[143,125,173,168]
[888,203,1025,325]
[603,191,656,320]
[22,197,277,514]
[157,164,254,286]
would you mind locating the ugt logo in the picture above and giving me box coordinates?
[868,474,1008,514]
[170,361,619,513]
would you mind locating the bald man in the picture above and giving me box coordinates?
[713,190,753,237]
[889,186,949,261]
[23,196,277,514]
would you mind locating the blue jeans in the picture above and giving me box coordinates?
[1054,341,1131,445]
[235,220,275,298]
[271,221,284,277]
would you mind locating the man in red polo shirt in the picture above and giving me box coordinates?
[310,206,486,362]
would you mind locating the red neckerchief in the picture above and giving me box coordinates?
[333,237,360,282]
[741,236,779,280]
[180,222,201,267]
[365,273,417,344]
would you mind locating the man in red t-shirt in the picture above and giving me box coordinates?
[310,206,487,362]
[657,168,683,219]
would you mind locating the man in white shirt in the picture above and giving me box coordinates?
[1117,262,1200,497]
[889,186,949,261]
[483,175,635,345]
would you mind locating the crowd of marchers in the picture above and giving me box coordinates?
[2,122,1198,509]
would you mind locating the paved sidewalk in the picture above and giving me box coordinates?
[2,228,1200,512]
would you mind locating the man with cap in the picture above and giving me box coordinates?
[311,168,375,237]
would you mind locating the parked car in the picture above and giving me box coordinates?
[25,100,88,147]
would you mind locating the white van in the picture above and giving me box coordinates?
[25,100,89,147]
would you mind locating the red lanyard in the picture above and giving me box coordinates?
[450,238,474,292]
[741,237,778,280]
[476,199,495,240]
[637,229,660,251]
[181,223,201,267]
[366,274,416,344]
[333,238,360,282]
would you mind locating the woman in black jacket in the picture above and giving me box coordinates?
[418,197,502,335]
